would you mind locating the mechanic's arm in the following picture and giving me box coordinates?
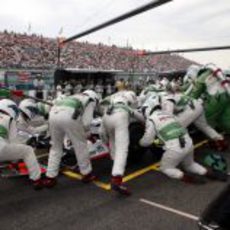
[162,99,175,114]
[28,124,48,134]
[8,119,18,143]
[139,119,156,147]
[17,116,48,135]
[82,102,95,132]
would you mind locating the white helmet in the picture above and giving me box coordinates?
[0,99,19,119]
[202,63,222,74]
[83,90,99,103]
[202,63,226,80]
[184,64,200,84]
[19,99,38,120]
[142,95,161,117]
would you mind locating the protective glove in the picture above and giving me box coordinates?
[72,107,82,120]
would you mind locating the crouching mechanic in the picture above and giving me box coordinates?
[139,95,208,182]
[100,90,144,195]
[0,99,43,189]
[17,99,50,143]
[44,90,99,187]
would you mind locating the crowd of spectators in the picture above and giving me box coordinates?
[55,76,161,99]
[56,78,115,99]
[0,31,196,72]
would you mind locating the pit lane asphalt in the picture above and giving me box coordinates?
[0,140,229,230]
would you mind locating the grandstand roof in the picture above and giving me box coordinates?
[65,68,123,74]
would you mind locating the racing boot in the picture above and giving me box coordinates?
[32,178,44,190]
[111,175,131,196]
[43,176,57,188]
[81,172,97,183]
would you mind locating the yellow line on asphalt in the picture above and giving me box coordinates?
[123,163,160,183]
[62,163,160,191]
[62,170,82,180]
[62,139,208,191]
[62,169,111,190]
[94,181,111,190]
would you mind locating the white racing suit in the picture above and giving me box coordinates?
[16,114,49,144]
[100,91,144,176]
[162,93,223,141]
[46,95,95,178]
[139,110,207,179]
[138,85,166,107]
[0,113,41,180]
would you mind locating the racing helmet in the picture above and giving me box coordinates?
[183,64,200,84]
[83,90,100,103]
[142,95,161,117]
[19,99,38,120]
[195,63,227,84]
[0,99,19,119]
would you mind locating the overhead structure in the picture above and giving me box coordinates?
[57,0,172,66]
[62,0,172,44]
[139,45,230,55]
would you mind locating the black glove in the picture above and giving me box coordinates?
[72,107,82,120]
[106,105,113,115]
[26,136,37,147]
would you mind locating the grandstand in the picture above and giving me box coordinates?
[0,31,198,72]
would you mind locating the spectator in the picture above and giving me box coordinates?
[0,31,196,73]
[94,80,103,99]
[74,80,83,93]
[33,74,44,99]
[64,81,73,96]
